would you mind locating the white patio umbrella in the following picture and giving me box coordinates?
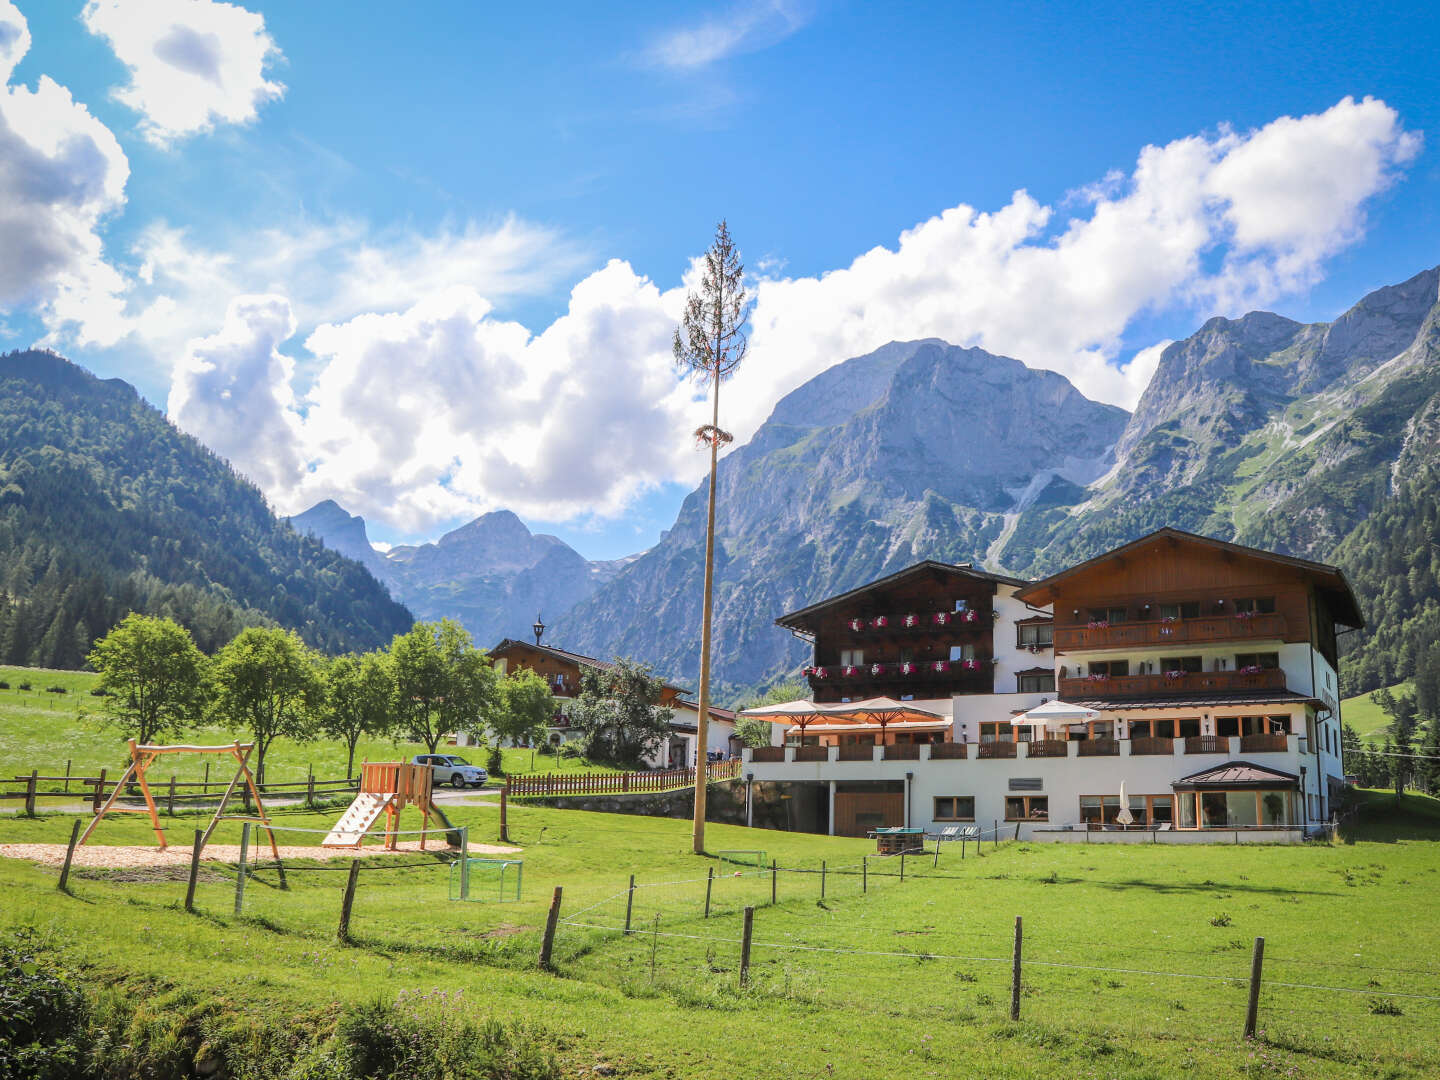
[1014,699,1100,724]
[1116,780,1134,826]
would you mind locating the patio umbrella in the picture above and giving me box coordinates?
[1014,699,1100,724]
[1116,780,1134,826]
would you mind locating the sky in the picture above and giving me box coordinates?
[2,0,1438,559]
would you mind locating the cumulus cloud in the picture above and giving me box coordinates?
[82,0,283,144]
[165,97,1418,531]
[643,0,813,69]
[0,0,130,344]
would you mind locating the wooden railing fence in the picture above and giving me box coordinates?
[508,759,740,798]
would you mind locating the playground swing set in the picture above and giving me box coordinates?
[80,740,445,857]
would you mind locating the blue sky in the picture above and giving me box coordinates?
[2,1,1438,558]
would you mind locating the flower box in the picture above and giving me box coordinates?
[870,616,888,629]
[903,613,920,628]
[849,618,864,632]
[1163,670,1186,680]
[1087,620,1110,630]
[870,663,886,676]
[931,660,950,673]
[900,662,917,675]
[932,612,951,626]
[812,667,829,679]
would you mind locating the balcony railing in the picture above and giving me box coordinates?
[929,742,967,760]
[839,612,992,637]
[1239,733,1290,753]
[1129,736,1175,756]
[838,744,876,761]
[1185,735,1230,754]
[1060,668,1287,699]
[883,744,921,761]
[1054,612,1286,651]
[977,742,1017,759]
[810,661,991,684]
[751,747,785,762]
[1077,738,1120,756]
[794,746,829,762]
[1025,739,1069,758]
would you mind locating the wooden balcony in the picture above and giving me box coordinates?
[794,746,829,762]
[883,744,921,761]
[1076,738,1119,756]
[929,742,967,760]
[751,747,785,763]
[1239,733,1290,753]
[977,742,1016,759]
[838,744,876,761]
[1025,739,1069,758]
[1129,737,1174,756]
[1053,612,1286,652]
[1185,735,1230,754]
[1060,668,1287,699]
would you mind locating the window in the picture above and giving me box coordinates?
[1017,623,1053,647]
[1178,717,1202,738]
[1159,601,1200,620]
[979,721,1013,744]
[1233,597,1276,614]
[1160,656,1203,673]
[1005,795,1048,820]
[1177,790,1291,829]
[1080,794,1171,826]
[841,648,864,667]
[954,598,969,612]
[933,796,975,821]
[899,647,914,663]
[1018,672,1055,693]
[949,643,976,661]
[1088,659,1129,677]
[1088,606,1127,624]
[1235,652,1279,670]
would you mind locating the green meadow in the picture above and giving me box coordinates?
[3,788,1440,1078]
[1340,681,1413,744]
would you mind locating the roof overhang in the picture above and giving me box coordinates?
[1173,761,1300,790]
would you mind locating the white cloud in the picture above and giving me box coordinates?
[82,0,283,144]
[0,0,130,343]
[643,0,813,69]
[164,97,1418,532]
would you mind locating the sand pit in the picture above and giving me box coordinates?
[0,839,522,870]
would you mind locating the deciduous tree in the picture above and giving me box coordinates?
[322,650,395,779]
[490,668,556,769]
[389,620,497,754]
[570,657,674,766]
[86,612,209,749]
[211,626,323,785]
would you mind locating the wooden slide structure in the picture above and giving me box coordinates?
[323,762,436,850]
[80,739,280,860]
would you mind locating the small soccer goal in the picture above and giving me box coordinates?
[716,849,767,868]
[449,857,523,902]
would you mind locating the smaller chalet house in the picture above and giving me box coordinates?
[741,529,1359,841]
[478,638,735,768]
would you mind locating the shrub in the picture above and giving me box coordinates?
[1209,913,1232,927]
[536,742,557,756]
[0,680,8,690]
[485,743,503,776]
[16,681,31,691]
[335,992,560,1079]
[557,742,580,760]
[89,687,109,697]
[1369,997,1403,1016]
[46,685,66,694]
[0,941,89,1080]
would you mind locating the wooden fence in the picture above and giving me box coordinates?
[0,768,358,816]
[508,759,740,798]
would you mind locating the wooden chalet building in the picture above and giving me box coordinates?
[741,529,1361,841]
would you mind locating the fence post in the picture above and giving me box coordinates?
[862,856,867,893]
[500,780,510,842]
[771,859,777,905]
[1244,936,1265,1039]
[900,851,906,882]
[92,768,106,813]
[459,825,470,901]
[168,775,176,817]
[539,886,563,970]
[625,873,635,934]
[203,762,209,793]
[740,906,754,988]
[821,860,826,900]
[337,859,361,942]
[306,772,315,808]
[994,819,999,851]
[58,818,81,892]
[183,829,203,912]
[1015,821,1020,842]
[63,759,71,794]
[1010,915,1023,1021]
[234,823,250,915]
[704,866,714,918]
[23,769,36,816]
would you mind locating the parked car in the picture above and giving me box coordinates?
[412,754,488,788]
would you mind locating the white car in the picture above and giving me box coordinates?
[414,754,488,788]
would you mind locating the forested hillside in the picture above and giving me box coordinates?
[0,350,413,666]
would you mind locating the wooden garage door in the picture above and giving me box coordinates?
[833,792,904,837]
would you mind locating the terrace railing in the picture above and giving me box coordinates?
[508,759,740,798]
[977,742,1017,759]
[1239,733,1290,754]
[1059,668,1287,699]
[1024,740,1069,758]
[1185,735,1230,754]
[928,742,968,760]
[1076,738,1120,757]
[1129,736,1175,756]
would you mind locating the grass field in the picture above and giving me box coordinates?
[0,664,620,787]
[4,789,1440,1078]
[1341,681,1412,744]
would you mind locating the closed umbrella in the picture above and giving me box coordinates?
[1116,780,1134,827]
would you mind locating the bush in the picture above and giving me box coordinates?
[536,742,557,756]
[0,680,9,690]
[557,741,581,760]
[485,743,503,776]
[89,687,109,697]
[16,681,31,691]
[336,991,559,1079]
[45,685,66,695]
[0,940,89,1080]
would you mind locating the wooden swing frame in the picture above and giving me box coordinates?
[79,739,281,860]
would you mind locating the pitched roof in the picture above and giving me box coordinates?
[489,639,690,693]
[1012,527,1363,629]
[674,699,737,722]
[1063,690,1322,711]
[1173,761,1300,788]
[776,559,1030,633]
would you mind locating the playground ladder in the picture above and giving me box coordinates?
[323,791,395,847]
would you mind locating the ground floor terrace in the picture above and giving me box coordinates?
[741,734,1331,842]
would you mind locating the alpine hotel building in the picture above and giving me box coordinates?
[739,528,1358,841]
